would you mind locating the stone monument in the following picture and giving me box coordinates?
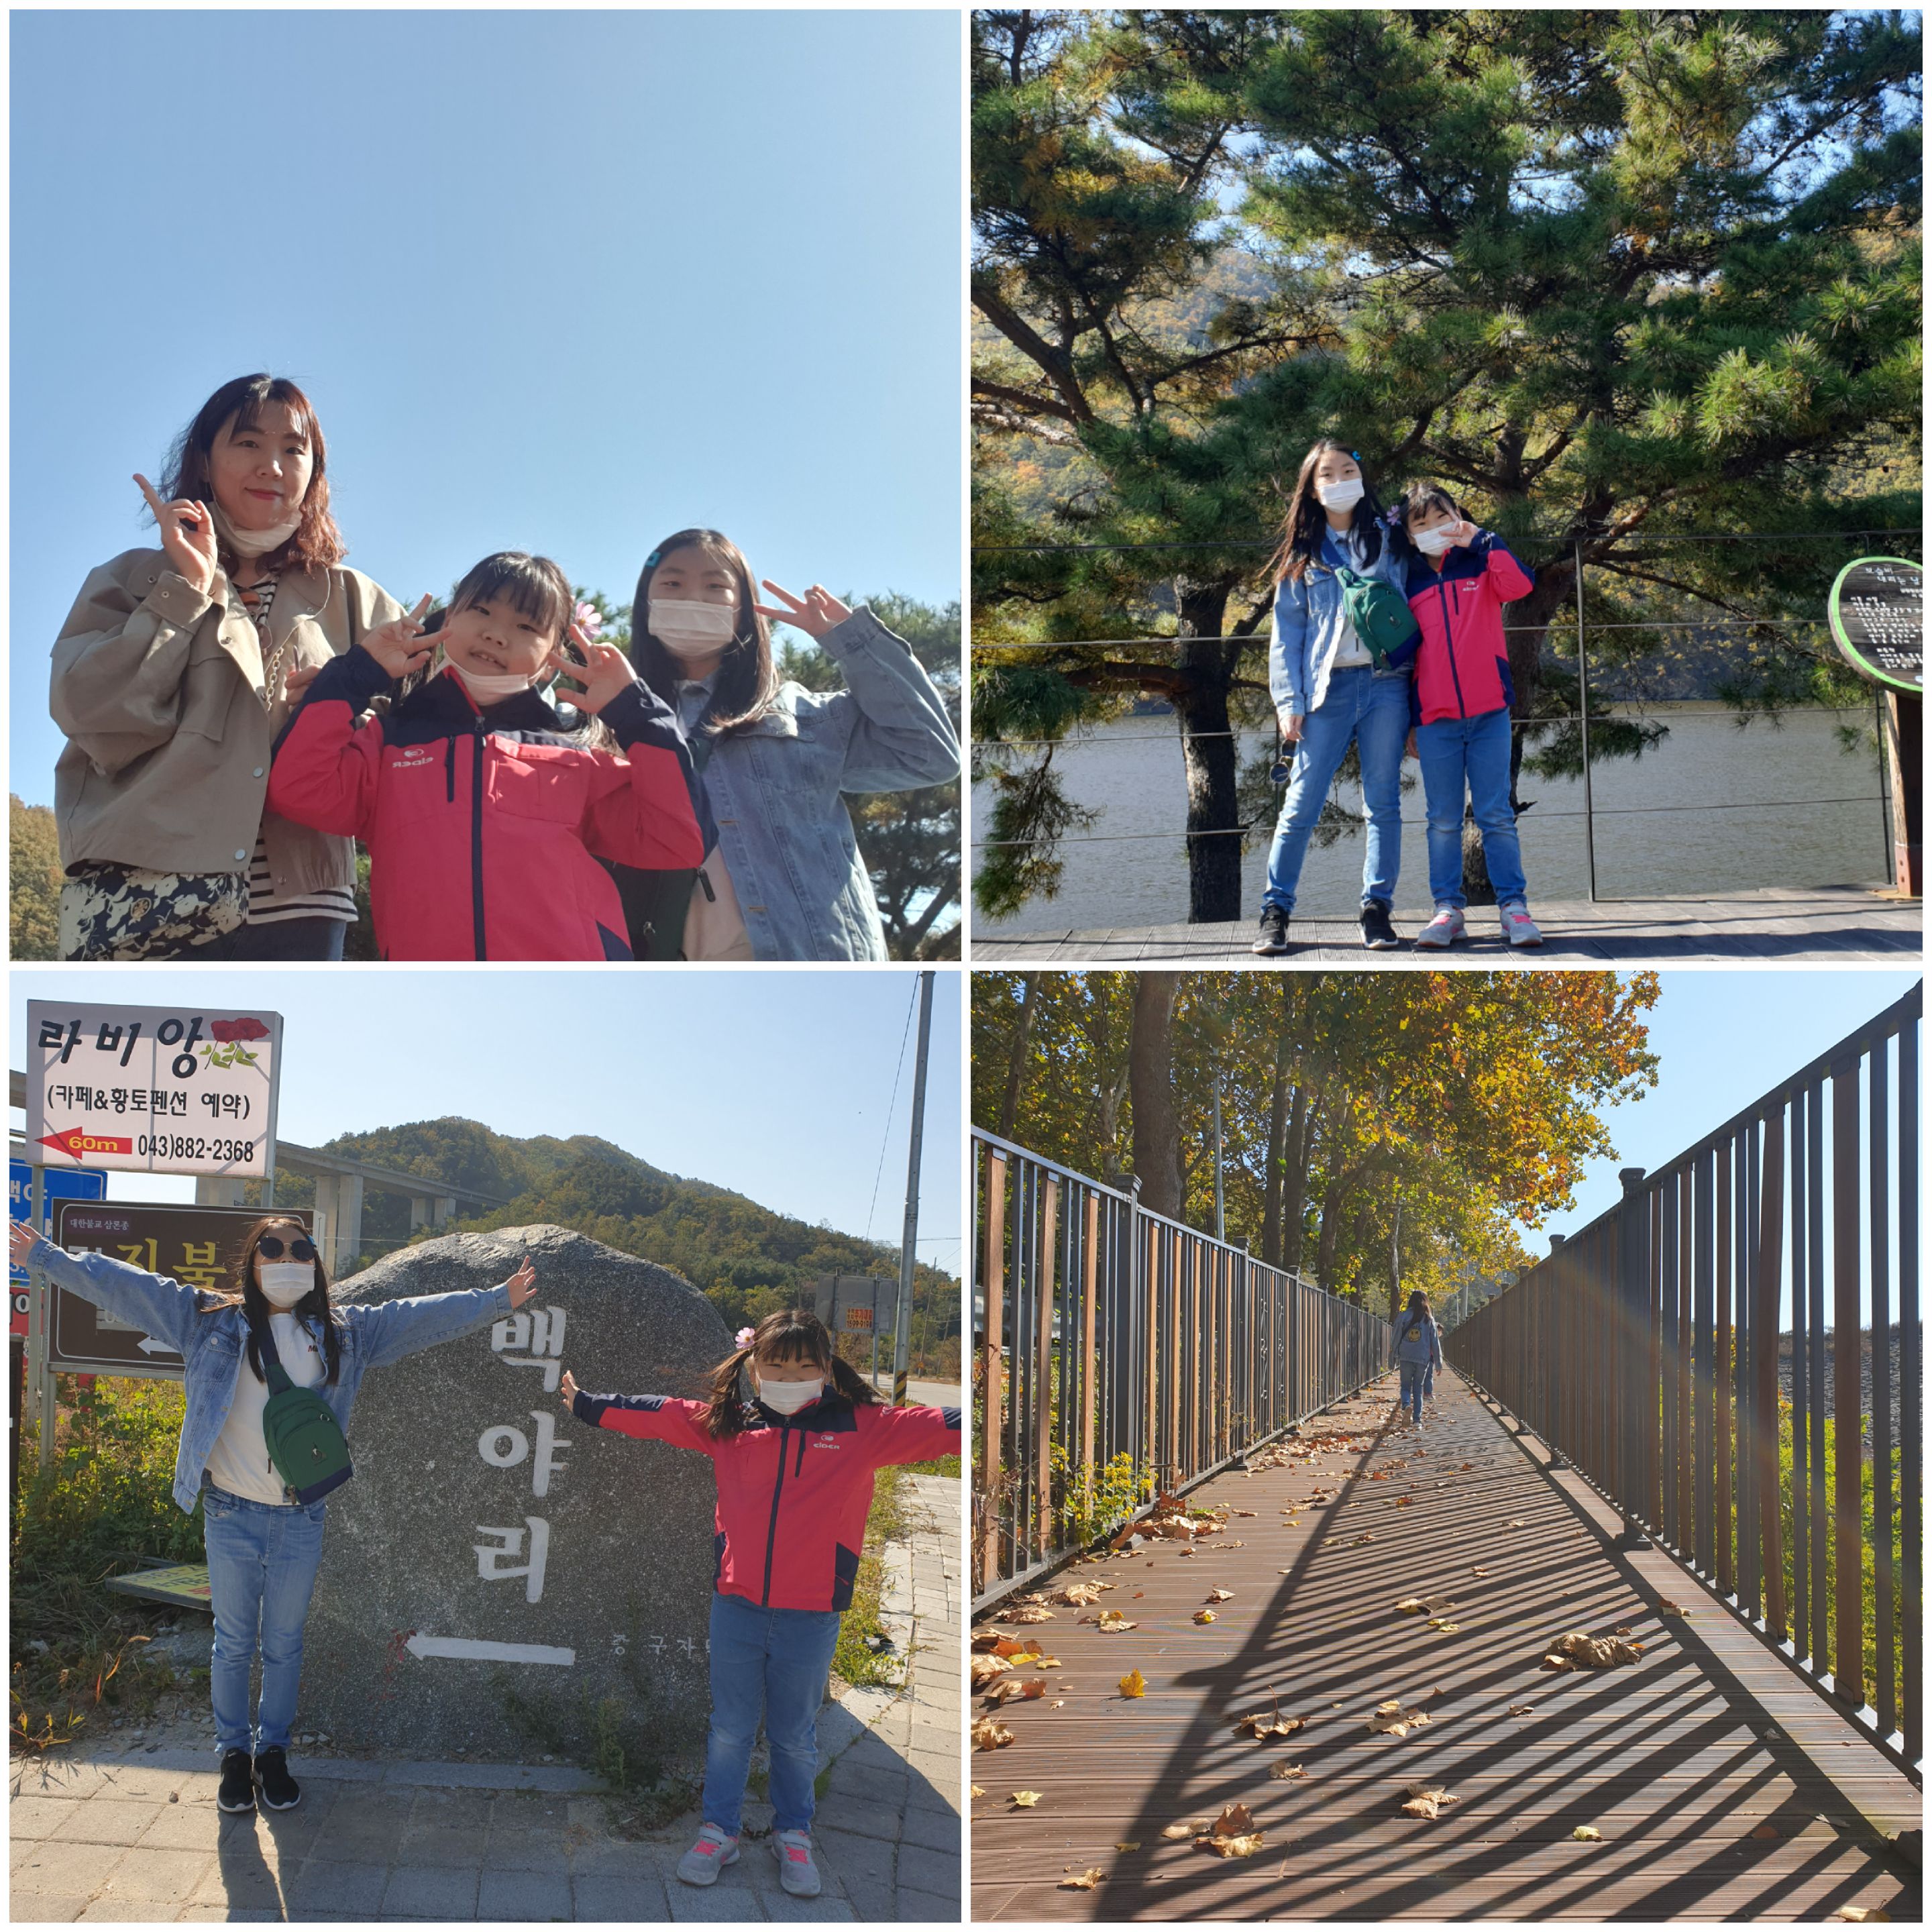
[302,1225,731,1762]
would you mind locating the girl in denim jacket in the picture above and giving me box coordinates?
[8,1216,542,1816]
[611,528,959,961]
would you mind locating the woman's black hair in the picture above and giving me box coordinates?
[703,1307,881,1439]
[629,529,779,739]
[1386,482,1466,566]
[221,1215,341,1386]
[1271,439,1387,584]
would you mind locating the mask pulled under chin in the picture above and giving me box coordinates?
[756,1377,824,1415]
[211,502,303,559]
[449,661,536,704]
[649,598,738,650]
[257,1263,313,1309]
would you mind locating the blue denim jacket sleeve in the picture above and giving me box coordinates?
[1268,576,1309,717]
[812,607,960,794]
[25,1236,203,1354]
[341,1280,513,1369]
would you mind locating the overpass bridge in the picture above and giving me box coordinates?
[969,988,1921,1920]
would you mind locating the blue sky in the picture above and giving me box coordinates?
[11,9,961,808]
[8,970,963,1280]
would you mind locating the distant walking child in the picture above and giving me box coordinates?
[1385,486,1542,949]
[1392,1290,1443,1426]
[561,1311,961,1898]
[268,551,702,959]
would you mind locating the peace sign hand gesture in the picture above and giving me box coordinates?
[361,595,437,679]
[549,630,637,715]
[134,474,219,596]
[753,580,851,641]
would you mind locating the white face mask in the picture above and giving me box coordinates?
[649,598,737,650]
[212,502,303,559]
[1412,524,1458,556]
[756,1375,824,1415]
[449,662,535,704]
[257,1262,313,1309]
[1316,478,1364,512]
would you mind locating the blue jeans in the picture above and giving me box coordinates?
[1262,665,1409,913]
[1414,706,1527,908]
[201,1483,329,1756]
[702,1591,843,1837]
[1399,1360,1427,1420]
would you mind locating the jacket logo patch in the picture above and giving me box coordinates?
[389,748,437,771]
[810,1434,841,1450]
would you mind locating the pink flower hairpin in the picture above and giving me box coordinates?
[572,601,604,642]
[736,1327,757,1348]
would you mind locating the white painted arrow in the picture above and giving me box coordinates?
[404,1633,575,1666]
[136,1337,180,1356]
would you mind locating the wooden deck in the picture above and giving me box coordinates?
[969,1373,1920,1923]
[970,885,1922,964]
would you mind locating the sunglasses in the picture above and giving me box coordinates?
[256,1236,317,1264]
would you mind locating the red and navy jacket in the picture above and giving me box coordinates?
[1385,531,1535,727]
[267,648,704,960]
[571,1387,961,1613]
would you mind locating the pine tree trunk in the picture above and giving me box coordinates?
[1129,974,1183,1218]
[1173,587,1244,924]
[996,973,1040,1140]
[1281,1087,1309,1273]
[1260,1046,1291,1266]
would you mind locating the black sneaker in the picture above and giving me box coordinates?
[1359,902,1399,950]
[217,1748,256,1813]
[1252,907,1289,956]
[254,1746,301,1811]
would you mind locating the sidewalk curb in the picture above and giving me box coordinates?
[815,1489,923,1775]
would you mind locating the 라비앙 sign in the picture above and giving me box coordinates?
[25,1001,282,1179]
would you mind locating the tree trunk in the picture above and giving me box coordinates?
[1281,1087,1310,1273]
[1130,974,1183,1218]
[1173,584,1245,924]
[1316,1169,1349,1291]
[997,973,1040,1140]
[1260,1044,1292,1267]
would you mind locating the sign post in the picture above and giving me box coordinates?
[1828,557,1922,897]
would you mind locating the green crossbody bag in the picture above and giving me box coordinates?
[1330,564,1420,664]
[257,1322,354,1505]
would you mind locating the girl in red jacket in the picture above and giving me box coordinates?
[267,552,702,959]
[561,1309,959,1900]
[1385,486,1543,950]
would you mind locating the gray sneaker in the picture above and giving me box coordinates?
[1499,901,1543,948]
[773,1829,822,1897]
[676,1824,740,1886]
[1415,905,1466,949]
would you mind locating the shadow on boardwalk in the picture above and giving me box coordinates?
[971,1373,1920,1922]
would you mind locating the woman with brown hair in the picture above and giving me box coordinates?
[8,1212,541,1815]
[49,373,407,961]
[612,527,959,961]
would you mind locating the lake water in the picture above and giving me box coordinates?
[973,704,1895,930]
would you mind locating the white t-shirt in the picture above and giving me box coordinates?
[1324,525,1375,667]
[203,1311,327,1507]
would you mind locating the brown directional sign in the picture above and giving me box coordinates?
[48,1201,311,1377]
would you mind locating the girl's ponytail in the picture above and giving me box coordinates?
[827,1354,883,1409]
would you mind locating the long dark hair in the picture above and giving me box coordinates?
[1271,439,1387,584]
[629,529,779,738]
[213,1215,342,1386]
[704,1307,881,1440]
[1387,481,1467,568]
[158,374,344,576]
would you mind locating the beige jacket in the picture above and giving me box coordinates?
[51,549,403,892]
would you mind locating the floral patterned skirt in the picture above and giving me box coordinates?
[58,864,247,963]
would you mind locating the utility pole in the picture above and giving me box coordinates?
[892,972,936,1407]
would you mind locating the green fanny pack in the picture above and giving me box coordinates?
[1330,564,1419,664]
[258,1322,354,1506]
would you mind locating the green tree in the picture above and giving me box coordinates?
[11,795,62,960]
[973,9,1921,921]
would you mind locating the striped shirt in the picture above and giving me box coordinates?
[235,574,356,927]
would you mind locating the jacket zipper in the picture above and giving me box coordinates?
[761,1417,792,1607]
[444,738,455,804]
[1435,580,1467,719]
[470,724,488,960]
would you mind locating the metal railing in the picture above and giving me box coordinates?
[1446,985,1921,1775]
[972,1127,1391,1609]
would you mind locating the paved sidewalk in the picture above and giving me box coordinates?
[11,1473,962,1924]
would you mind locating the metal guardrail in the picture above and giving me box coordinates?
[1446,985,1922,1775]
[972,1128,1391,1609]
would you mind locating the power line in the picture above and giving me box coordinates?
[863,979,920,1249]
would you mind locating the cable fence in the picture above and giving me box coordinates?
[1445,984,1921,1777]
[972,1127,1391,1609]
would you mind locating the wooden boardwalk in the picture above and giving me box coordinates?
[969,1373,1920,1923]
[970,885,1922,964]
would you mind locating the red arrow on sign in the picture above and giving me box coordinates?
[36,1129,133,1162]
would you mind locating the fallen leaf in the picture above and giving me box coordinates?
[1572,1825,1603,1842]
[1115,1841,1140,1852]
[1751,1825,1779,1841]
[1461,1462,1474,1471]
[1160,1822,1200,1841]
[1270,1761,1308,1780]
[1119,1669,1146,1699]
[971,1655,1015,1688]
[1004,1606,1055,1624]
[971,1717,1015,1750]
[1193,1609,1218,1624]
[1019,1679,1047,1700]
[1213,1805,1256,1835]
[1196,1831,1267,1859]
[1010,1790,1043,1807]
[1541,1630,1643,1670]
[1470,1567,1490,1577]
[1395,1598,1428,1615]
[1505,1519,1525,1529]
[984,1680,1028,1705]
[1658,1599,1688,1615]
[1428,1621,1462,1634]
[1401,1786,1460,1819]
[971,1630,1004,1652]
[1205,1588,1234,1602]
[1828,1909,1891,1922]
[1049,1699,1065,1709]
[1234,1687,1304,1740]
[1097,1611,1138,1633]
[1366,1701,1433,1738]
[1393,1495,1413,1508]
[1057,1582,1108,1606]
[1508,1705,1536,1717]
[969,1784,984,1798]
[1059,1868,1105,1890]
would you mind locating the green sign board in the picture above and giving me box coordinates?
[1828,557,1921,694]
